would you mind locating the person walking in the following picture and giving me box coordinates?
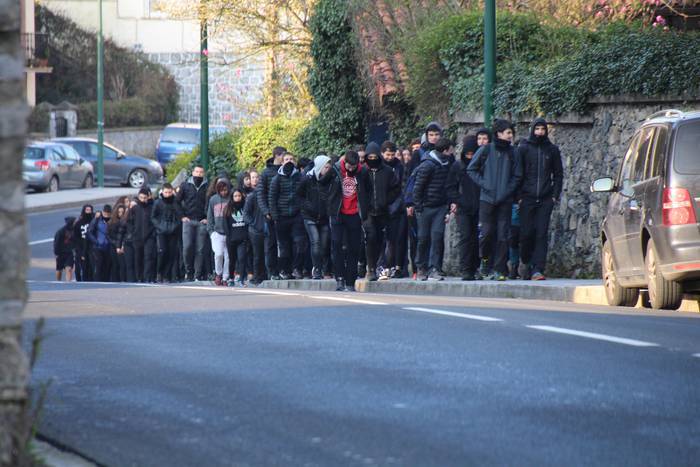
[413,138,453,281]
[152,183,183,283]
[54,216,76,282]
[73,204,94,281]
[208,180,231,286]
[243,173,267,285]
[447,135,482,281]
[177,165,209,281]
[467,119,523,281]
[107,204,127,282]
[297,155,332,280]
[257,146,286,280]
[269,153,306,280]
[380,141,408,279]
[129,188,157,283]
[320,150,367,291]
[87,205,112,282]
[517,117,563,280]
[225,189,249,286]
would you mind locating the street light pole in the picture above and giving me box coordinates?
[483,0,496,129]
[96,0,104,187]
[200,3,209,172]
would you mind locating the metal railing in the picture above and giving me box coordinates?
[21,33,50,68]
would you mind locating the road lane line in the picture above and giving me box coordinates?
[526,325,659,347]
[29,238,53,245]
[173,285,299,296]
[309,296,388,305]
[692,353,700,358]
[403,307,503,322]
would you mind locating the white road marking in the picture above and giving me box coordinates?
[29,238,53,245]
[309,296,388,305]
[403,307,503,322]
[27,280,160,287]
[526,325,659,347]
[173,285,299,296]
[692,353,700,358]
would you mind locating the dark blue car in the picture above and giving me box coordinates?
[155,123,228,167]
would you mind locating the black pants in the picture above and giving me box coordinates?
[227,238,248,279]
[479,201,511,275]
[92,247,111,282]
[456,211,480,274]
[124,243,136,282]
[248,230,266,282]
[182,220,208,279]
[304,220,330,274]
[157,233,180,281]
[364,214,389,272]
[406,213,418,274]
[75,249,93,281]
[330,214,362,286]
[110,246,126,282]
[275,215,307,275]
[264,219,279,277]
[386,212,407,270]
[519,198,554,274]
[416,205,448,271]
[134,237,156,283]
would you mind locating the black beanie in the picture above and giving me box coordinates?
[493,119,514,135]
[365,142,381,157]
[461,135,479,158]
[103,204,112,213]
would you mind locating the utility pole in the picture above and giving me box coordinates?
[200,2,209,172]
[483,0,496,129]
[96,0,104,187]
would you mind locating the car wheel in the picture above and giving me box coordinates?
[645,241,683,310]
[128,169,147,188]
[82,174,93,189]
[45,176,59,193]
[602,240,639,307]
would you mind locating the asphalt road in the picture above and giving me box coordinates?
[24,208,700,466]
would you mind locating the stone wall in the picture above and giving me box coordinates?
[453,95,700,278]
[0,0,30,464]
[147,52,265,127]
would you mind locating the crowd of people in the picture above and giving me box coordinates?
[53,118,563,291]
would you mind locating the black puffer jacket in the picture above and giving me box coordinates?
[384,158,405,215]
[365,162,400,217]
[269,166,302,220]
[151,195,183,235]
[177,177,208,220]
[127,199,155,243]
[467,140,523,205]
[518,117,563,201]
[412,150,451,210]
[297,172,328,223]
[257,157,280,218]
[446,157,481,215]
[243,189,266,235]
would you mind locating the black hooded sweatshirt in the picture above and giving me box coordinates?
[257,157,281,218]
[151,194,184,235]
[446,155,481,215]
[128,198,155,243]
[54,216,76,256]
[517,117,563,202]
[467,139,523,206]
[177,176,208,221]
[73,205,94,258]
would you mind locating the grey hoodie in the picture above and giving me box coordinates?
[207,193,229,234]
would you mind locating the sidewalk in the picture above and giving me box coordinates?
[259,277,700,312]
[25,187,138,213]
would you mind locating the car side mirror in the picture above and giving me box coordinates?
[117,153,125,160]
[590,177,615,193]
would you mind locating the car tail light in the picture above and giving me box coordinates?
[663,188,697,226]
[34,160,51,171]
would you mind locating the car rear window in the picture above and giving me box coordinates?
[160,127,199,144]
[674,121,700,174]
[24,147,45,160]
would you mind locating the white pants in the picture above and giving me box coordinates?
[210,232,229,280]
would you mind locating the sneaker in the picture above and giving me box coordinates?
[496,273,507,281]
[508,269,520,280]
[428,268,444,281]
[346,285,356,292]
[461,271,475,281]
[531,271,546,281]
[518,262,531,281]
[412,272,417,280]
[312,267,322,280]
[365,269,378,282]
[279,272,291,280]
[417,269,429,281]
[270,274,280,281]
[184,273,192,282]
[335,278,346,291]
[358,263,367,277]
[378,268,391,281]
[214,275,223,286]
[479,258,491,278]
[238,279,247,287]
[292,269,303,280]
[437,269,447,278]
[226,278,236,287]
[391,268,405,279]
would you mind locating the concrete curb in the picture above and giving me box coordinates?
[258,278,700,311]
[25,195,131,214]
[25,188,139,214]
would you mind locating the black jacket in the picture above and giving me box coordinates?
[243,189,265,235]
[320,160,369,220]
[384,158,406,216]
[257,157,280,218]
[297,172,329,223]
[467,140,523,205]
[269,166,302,220]
[53,217,76,256]
[73,206,94,258]
[107,220,124,248]
[177,176,208,221]
[127,199,155,243]
[413,150,451,210]
[518,118,563,201]
[151,195,183,235]
[365,162,401,217]
[446,157,481,215]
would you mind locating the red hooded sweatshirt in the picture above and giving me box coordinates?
[340,159,361,215]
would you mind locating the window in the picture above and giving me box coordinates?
[633,127,655,183]
[51,148,66,160]
[619,132,640,189]
[24,147,45,160]
[674,121,700,175]
[160,127,199,144]
[648,126,669,179]
[103,146,118,159]
[63,146,80,161]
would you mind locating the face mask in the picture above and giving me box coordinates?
[366,157,381,169]
[193,176,204,185]
[282,161,294,176]
[84,212,94,221]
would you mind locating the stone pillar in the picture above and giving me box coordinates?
[0,0,30,465]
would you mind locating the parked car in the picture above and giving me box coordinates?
[155,123,227,167]
[23,141,94,192]
[591,109,700,310]
[53,137,165,189]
